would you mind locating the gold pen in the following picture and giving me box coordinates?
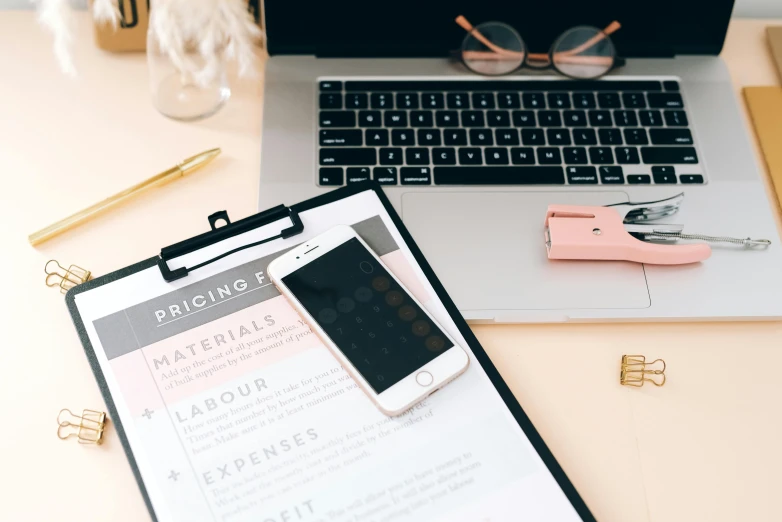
[29,148,221,246]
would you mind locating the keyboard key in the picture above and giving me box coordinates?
[651,165,674,175]
[458,148,483,165]
[462,111,485,127]
[597,92,621,108]
[396,92,419,109]
[358,111,382,127]
[588,147,614,164]
[664,110,688,126]
[417,129,442,146]
[391,129,415,146]
[652,166,677,184]
[401,167,432,184]
[319,81,341,91]
[320,111,356,127]
[384,111,408,127]
[405,148,430,165]
[563,110,587,126]
[599,166,625,184]
[469,129,494,146]
[622,92,646,108]
[320,148,377,166]
[347,167,370,184]
[628,174,651,184]
[434,166,565,185]
[588,110,612,126]
[435,110,459,127]
[566,166,598,184]
[547,128,571,145]
[614,110,638,126]
[495,129,520,145]
[319,167,343,185]
[649,128,693,145]
[320,93,342,109]
[573,128,597,145]
[373,167,398,185]
[379,148,403,165]
[623,128,648,145]
[663,80,680,91]
[370,93,393,109]
[472,92,495,109]
[366,129,389,146]
[346,167,371,183]
[521,128,546,145]
[680,174,704,184]
[523,92,546,108]
[487,110,511,127]
[641,147,698,164]
[538,148,562,164]
[432,148,457,165]
[444,129,468,146]
[615,147,640,164]
[548,92,571,108]
[647,93,684,108]
[639,110,663,126]
[410,111,434,127]
[538,111,562,127]
[497,92,521,108]
[512,110,536,127]
[563,147,588,164]
[598,128,623,145]
[572,92,596,108]
[485,148,510,165]
[320,129,362,146]
[345,93,368,108]
[446,92,469,108]
[422,93,445,108]
[510,148,535,164]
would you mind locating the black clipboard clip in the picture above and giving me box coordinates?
[157,204,304,282]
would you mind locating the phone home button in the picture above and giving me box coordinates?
[415,371,433,387]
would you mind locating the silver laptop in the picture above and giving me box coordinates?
[259,0,782,323]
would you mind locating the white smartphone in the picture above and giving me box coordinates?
[268,224,469,416]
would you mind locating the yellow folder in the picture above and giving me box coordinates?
[743,86,782,214]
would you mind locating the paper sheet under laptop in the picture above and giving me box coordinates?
[72,190,581,522]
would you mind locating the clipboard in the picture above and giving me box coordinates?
[66,181,595,522]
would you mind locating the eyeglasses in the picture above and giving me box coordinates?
[455,15,624,79]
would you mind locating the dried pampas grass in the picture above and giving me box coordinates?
[150,0,262,87]
[33,0,120,76]
[33,0,261,82]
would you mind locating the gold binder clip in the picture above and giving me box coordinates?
[45,260,92,294]
[57,408,106,444]
[620,355,666,387]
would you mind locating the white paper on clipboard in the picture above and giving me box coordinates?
[71,189,586,522]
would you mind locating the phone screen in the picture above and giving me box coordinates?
[281,238,455,393]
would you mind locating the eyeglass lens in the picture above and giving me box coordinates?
[460,22,526,76]
[551,26,616,79]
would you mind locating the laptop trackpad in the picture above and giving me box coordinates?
[401,191,650,316]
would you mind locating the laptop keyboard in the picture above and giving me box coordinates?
[317,79,704,187]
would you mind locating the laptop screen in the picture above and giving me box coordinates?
[265,0,733,58]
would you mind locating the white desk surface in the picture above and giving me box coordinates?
[1,12,781,522]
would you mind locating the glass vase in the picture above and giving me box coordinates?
[146,6,231,121]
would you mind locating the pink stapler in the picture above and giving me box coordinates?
[545,193,771,265]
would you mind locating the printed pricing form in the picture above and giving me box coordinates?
[73,191,583,522]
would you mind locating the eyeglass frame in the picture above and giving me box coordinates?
[455,15,626,79]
